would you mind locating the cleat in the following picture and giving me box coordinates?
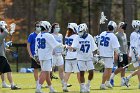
[100,84,106,90]
[67,83,72,87]
[86,83,90,92]
[2,83,11,88]
[80,84,87,93]
[11,85,21,90]
[63,83,69,92]
[110,79,114,87]
[49,87,56,93]
[35,89,43,93]
[105,82,112,88]
[123,77,130,87]
[121,78,125,86]
[51,75,58,80]
[63,89,69,92]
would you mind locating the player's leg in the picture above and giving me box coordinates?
[36,60,47,93]
[31,58,41,87]
[1,73,10,88]
[124,67,139,87]
[63,60,72,92]
[101,58,113,89]
[137,68,140,89]
[58,65,64,84]
[1,56,21,90]
[118,54,128,86]
[86,61,95,92]
[78,60,87,92]
[39,59,56,92]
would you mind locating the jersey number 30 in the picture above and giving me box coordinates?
[100,36,110,47]
[37,38,46,49]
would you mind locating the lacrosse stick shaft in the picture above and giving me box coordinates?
[123,62,133,69]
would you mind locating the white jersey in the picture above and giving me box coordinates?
[99,31,120,57]
[65,34,78,59]
[35,32,61,60]
[72,34,97,61]
[129,31,140,56]
[52,33,63,55]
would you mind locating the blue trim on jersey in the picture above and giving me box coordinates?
[27,32,37,56]
[77,62,80,71]
[80,33,88,39]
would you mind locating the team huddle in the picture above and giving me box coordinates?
[0,19,140,93]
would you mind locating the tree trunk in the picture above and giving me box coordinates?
[48,0,58,23]
[123,0,136,39]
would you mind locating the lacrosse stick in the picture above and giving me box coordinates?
[9,23,16,41]
[123,62,133,69]
[32,55,40,65]
[131,47,139,62]
[93,54,104,66]
[5,41,12,48]
[123,47,138,69]
[100,12,108,24]
[97,12,108,46]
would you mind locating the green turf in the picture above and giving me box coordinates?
[0,72,140,93]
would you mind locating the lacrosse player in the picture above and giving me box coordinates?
[67,23,98,92]
[27,21,41,87]
[99,21,120,89]
[123,20,140,88]
[50,23,65,86]
[63,23,80,92]
[35,21,65,93]
[0,21,21,90]
[110,22,128,86]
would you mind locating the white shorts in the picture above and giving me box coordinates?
[52,55,64,67]
[103,57,114,68]
[133,61,140,68]
[65,59,79,73]
[77,60,94,71]
[40,59,52,71]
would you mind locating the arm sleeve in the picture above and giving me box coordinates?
[47,34,62,49]
[27,34,32,43]
[71,36,79,50]
[130,32,137,48]
[111,35,120,49]
[35,37,38,56]
[91,36,98,52]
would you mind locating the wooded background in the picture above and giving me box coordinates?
[0,0,140,64]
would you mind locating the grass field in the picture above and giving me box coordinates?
[0,72,140,93]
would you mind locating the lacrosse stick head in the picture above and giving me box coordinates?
[98,58,105,66]
[10,23,16,35]
[100,12,108,24]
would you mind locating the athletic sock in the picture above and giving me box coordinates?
[36,80,39,88]
[36,83,41,90]
[110,73,115,80]
[11,82,15,87]
[2,81,6,85]
[127,75,132,79]
[106,81,110,84]
[61,79,64,85]
[87,80,91,85]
